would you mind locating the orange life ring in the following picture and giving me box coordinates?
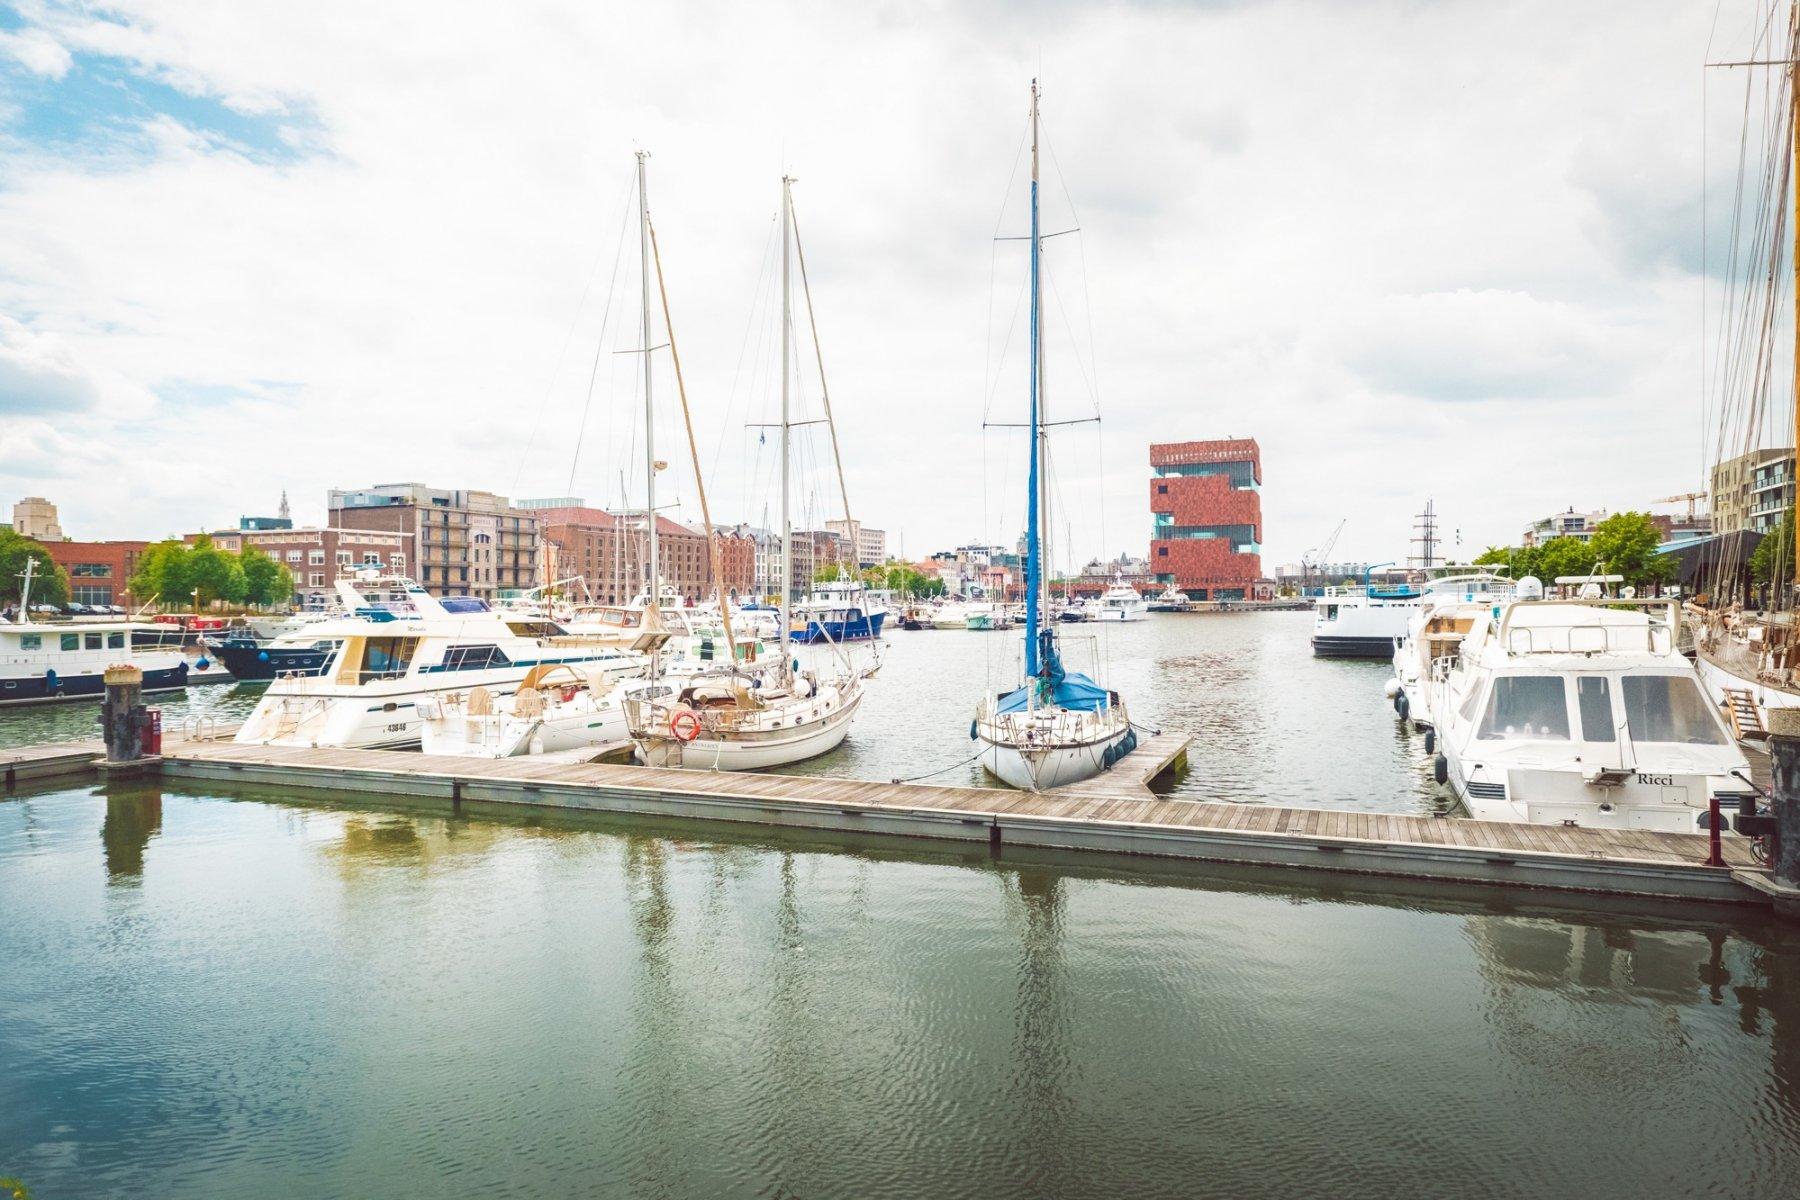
[670,707,703,742]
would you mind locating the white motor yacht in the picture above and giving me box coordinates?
[1095,578,1147,622]
[1427,584,1753,833]
[1312,581,1420,658]
[234,576,649,749]
[1386,570,1516,727]
[0,562,188,705]
[931,602,971,630]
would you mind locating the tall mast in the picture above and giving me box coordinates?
[1791,2,1799,587]
[1024,80,1043,678]
[780,175,795,665]
[638,150,660,606]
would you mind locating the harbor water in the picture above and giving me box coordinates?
[2,778,1797,1198]
[1,612,1440,812]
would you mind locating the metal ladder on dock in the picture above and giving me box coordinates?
[1721,688,1767,741]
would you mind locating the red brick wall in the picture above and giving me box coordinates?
[1148,438,1264,588]
[1149,473,1261,529]
[42,540,150,605]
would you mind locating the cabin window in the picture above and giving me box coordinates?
[60,633,79,652]
[85,633,103,650]
[442,644,510,671]
[1576,676,1615,743]
[107,632,125,650]
[359,637,420,681]
[19,634,40,651]
[1477,677,1569,741]
[1622,676,1726,745]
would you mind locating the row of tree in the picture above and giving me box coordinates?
[1473,511,1677,591]
[812,561,948,597]
[128,537,295,607]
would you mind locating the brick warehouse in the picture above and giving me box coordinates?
[1149,438,1270,601]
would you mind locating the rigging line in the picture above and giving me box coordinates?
[714,212,779,486]
[566,173,641,494]
[1040,111,1105,418]
[513,167,636,495]
[981,270,1033,422]
[789,194,855,531]
[984,116,1033,421]
[1043,257,1101,409]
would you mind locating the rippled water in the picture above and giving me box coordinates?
[1,613,1439,812]
[2,781,1797,1198]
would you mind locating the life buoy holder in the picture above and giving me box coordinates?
[670,707,703,742]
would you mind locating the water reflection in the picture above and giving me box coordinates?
[1006,868,1076,1186]
[100,790,161,880]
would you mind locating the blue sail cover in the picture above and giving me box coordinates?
[994,670,1113,715]
[996,627,1113,714]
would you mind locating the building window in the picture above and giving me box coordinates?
[72,585,115,606]
[309,550,325,566]
[392,553,405,569]
[70,562,110,577]
[286,550,303,563]
[363,551,381,566]
[1157,547,1168,557]
[310,572,325,587]
[336,551,352,566]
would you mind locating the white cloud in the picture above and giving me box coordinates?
[0,28,71,78]
[0,0,1759,564]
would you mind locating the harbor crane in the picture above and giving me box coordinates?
[1301,519,1347,594]
[1654,491,1707,520]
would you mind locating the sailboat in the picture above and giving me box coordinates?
[624,172,869,770]
[972,81,1134,792]
[1693,5,1800,732]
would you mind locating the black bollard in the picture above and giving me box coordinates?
[1767,709,1800,886]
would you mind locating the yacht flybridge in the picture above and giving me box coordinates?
[972,81,1134,791]
[620,165,870,770]
[1427,586,1752,833]
[233,574,650,749]
[1386,569,1516,727]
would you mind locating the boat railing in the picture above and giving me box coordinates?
[1496,599,1679,658]
[181,714,219,742]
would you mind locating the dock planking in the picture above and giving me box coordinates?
[133,735,1784,908]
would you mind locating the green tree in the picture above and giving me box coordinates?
[187,536,247,606]
[0,530,69,608]
[1534,536,1598,585]
[812,562,843,583]
[1751,507,1794,592]
[240,547,294,606]
[1588,511,1677,591]
[128,539,194,606]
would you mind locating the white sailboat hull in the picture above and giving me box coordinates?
[638,686,862,771]
[977,725,1131,791]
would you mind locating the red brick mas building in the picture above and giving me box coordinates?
[41,541,151,608]
[1149,439,1266,601]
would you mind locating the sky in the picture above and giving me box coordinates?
[0,0,1786,570]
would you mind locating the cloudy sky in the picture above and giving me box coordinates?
[0,0,1785,569]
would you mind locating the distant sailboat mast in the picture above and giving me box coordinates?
[780,174,795,671]
[637,150,660,604]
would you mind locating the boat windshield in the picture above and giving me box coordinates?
[1477,676,1570,741]
[1621,676,1726,745]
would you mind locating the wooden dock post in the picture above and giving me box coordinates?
[1766,709,1800,888]
[95,665,160,779]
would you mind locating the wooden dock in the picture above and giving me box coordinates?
[131,736,1784,909]
[8,721,1794,912]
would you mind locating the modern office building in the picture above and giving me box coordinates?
[1149,438,1264,601]
[1712,448,1795,535]
[329,484,540,600]
[824,519,888,568]
[40,540,150,608]
[1521,507,1609,547]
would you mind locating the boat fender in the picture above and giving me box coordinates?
[45,668,59,695]
[196,657,211,671]
[1124,729,1137,754]
[258,650,270,662]
[1383,678,1401,699]
[969,719,979,741]
[1433,753,1448,785]
[1423,728,1436,754]
[1395,692,1410,722]
[1102,744,1118,768]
